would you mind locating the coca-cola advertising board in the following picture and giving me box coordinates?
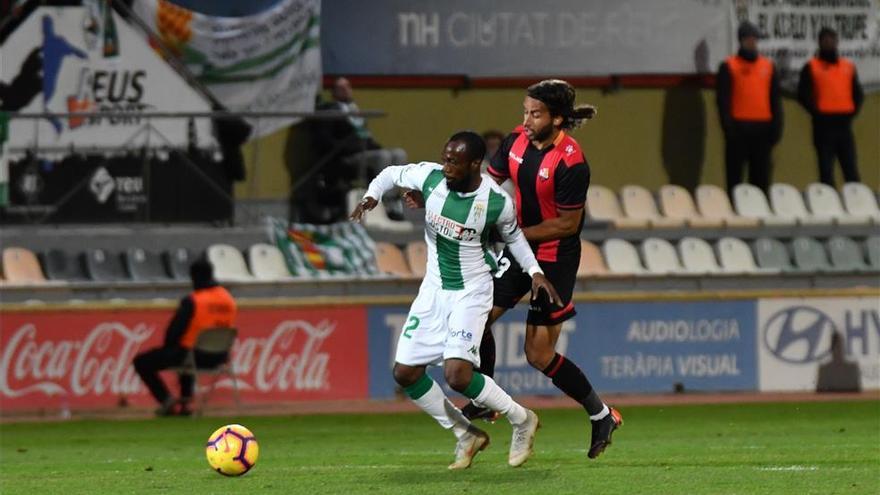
[0,307,368,411]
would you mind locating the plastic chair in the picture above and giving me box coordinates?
[164,248,194,281]
[247,243,294,281]
[658,185,722,228]
[83,248,129,282]
[678,237,721,274]
[126,248,171,282]
[841,182,880,224]
[715,237,768,274]
[586,185,648,229]
[695,185,760,228]
[791,236,834,272]
[733,184,794,226]
[41,249,89,282]
[866,236,880,270]
[753,238,796,272]
[826,236,869,272]
[207,244,255,282]
[374,242,412,278]
[2,247,47,284]
[405,241,427,278]
[620,185,685,228]
[805,183,871,225]
[602,239,646,275]
[769,183,827,226]
[578,239,608,277]
[170,327,240,417]
[640,237,683,274]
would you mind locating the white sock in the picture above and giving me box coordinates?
[590,404,610,421]
[472,374,528,425]
[408,376,471,439]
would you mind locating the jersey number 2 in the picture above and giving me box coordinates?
[402,316,420,339]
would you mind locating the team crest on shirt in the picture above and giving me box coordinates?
[473,202,485,220]
[564,144,575,155]
[538,168,550,180]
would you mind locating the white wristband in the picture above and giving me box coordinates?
[527,265,544,277]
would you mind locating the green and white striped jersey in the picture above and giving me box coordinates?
[365,162,540,290]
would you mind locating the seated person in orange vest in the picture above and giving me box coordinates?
[797,27,864,187]
[716,21,783,197]
[133,259,237,416]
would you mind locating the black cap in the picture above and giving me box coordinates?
[818,27,837,40]
[737,21,761,41]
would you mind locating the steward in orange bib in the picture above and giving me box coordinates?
[797,27,864,186]
[134,258,237,416]
[716,21,783,197]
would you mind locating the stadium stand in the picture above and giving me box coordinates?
[2,247,48,284]
[126,248,172,282]
[678,237,722,274]
[83,248,130,282]
[621,185,685,228]
[578,240,608,277]
[806,183,872,226]
[586,185,649,229]
[40,249,89,282]
[733,184,795,226]
[694,185,760,228]
[716,237,774,274]
[405,241,427,279]
[640,237,683,274]
[373,242,412,278]
[769,183,828,226]
[658,185,722,228]
[207,244,255,282]
[247,243,295,281]
[841,182,880,224]
[602,239,647,275]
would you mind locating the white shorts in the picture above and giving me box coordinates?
[394,279,492,367]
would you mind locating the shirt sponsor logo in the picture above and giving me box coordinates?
[449,329,474,341]
[508,151,523,164]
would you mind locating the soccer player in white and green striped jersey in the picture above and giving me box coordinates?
[350,131,561,470]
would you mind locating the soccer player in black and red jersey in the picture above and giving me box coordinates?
[466,79,622,459]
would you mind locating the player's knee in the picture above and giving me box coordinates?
[391,364,419,387]
[443,366,472,393]
[525,345,554,371]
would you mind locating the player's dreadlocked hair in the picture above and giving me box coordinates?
[527,79,597,130]
[448,130,487,163]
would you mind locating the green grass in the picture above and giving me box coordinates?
[1,401,878,494]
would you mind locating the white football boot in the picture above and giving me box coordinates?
[448,425,490,470]
[508,409,540,467]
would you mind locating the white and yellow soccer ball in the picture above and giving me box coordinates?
[205,424,259,476]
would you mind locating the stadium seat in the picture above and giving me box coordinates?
[83,248,129,282]
[247,243,295,281]
[677,237,721,274]
[769,183,827,226]
[207,244,255,282]
[866,236,880,270]
[695,185,760,228]
[805,183,872,226]
[658,185,722,228]
[826,236,869,272]
[733,184,794,226]
[346,189,415,232]
[602,239,646,275]
[405,241,427,278]
[620,185,685,228]
[2,247,47,284]
[169,327,240,416]
[753,238,796,272]
[164,248,194,281]
[585,185,648,229]
[126,248,171,282]
[842,182,880,224]
[715,237,768,274]
[640,237,683,274]
[41,249,89,282]
[373,242,412,278]
[791,236,834,272]
[578,239,608,277]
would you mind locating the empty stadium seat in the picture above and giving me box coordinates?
[678,237,721,274]
[405,241,427,278]
[585,185,648,229]
[826,236,869,272]
[733,184,794,226]
[207,244,255,282]
[791,237,834,272]
[640,237,683,274]
[753,238,795,272]
[866,236,880,270]
[2,247,47,284]
[247,243,295,281]
[695,185,760,228]
[164,248,194,281]
[621,185,685,228]
[805,183,872,226]
[41,249,89,282]
[658,185,722,228]
[83,248,129,282]
[346,189,415,233]
[715,237,765,274]
[373,242,412,278]
[842,182,880,224]
[126,248,171,282]
[769,183,827,226]
[602,239,646,275]
[578,239,608,277]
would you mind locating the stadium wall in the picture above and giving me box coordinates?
[2,289,877,413]
[237,88,879,199]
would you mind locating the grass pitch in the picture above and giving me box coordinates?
[1,400,878,494]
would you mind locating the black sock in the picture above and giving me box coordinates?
[478,329,496,378]
[542,353,604,416]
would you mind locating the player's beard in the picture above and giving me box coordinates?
[528,122,554,143]
[446,174,471,192]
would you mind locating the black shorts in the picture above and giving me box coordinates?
[492,248,578,326]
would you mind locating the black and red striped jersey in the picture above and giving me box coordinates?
[487,126,590,262]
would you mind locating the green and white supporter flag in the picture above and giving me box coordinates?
[267,217,379,278]
[364,162,542,290]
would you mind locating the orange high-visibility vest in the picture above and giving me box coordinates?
[808,57,856,114]
[180,286,237,349]
[726,55,774,121]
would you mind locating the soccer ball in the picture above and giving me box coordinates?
[205,424,259,476]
